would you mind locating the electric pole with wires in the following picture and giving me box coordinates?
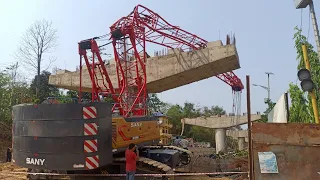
[295,0,320,59]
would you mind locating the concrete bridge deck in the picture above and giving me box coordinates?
[49,40,240,93]
[181,114,261,129]
[181,114,261,153]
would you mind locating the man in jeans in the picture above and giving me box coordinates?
[6,147,12,162]
[126,143,139,180]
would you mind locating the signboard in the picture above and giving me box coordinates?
[258,152,279,173]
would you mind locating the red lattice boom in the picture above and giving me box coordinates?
[78,4,244,118]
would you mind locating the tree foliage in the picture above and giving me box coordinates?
[30,71,59,103]
[147,93,169,114]
[161,99,228,145]
[288,27,320,123]
[0,72,12,123]
[260,99,276,122]
[288,83,311,123]
[0,63,32,124]
[65,90,92,101]
[202,105,226,117]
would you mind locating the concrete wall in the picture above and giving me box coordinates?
[49,41,240,93]
[252,123,320,180]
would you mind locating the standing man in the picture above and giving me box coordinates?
[126,143,139,180]
[6,147,12,162]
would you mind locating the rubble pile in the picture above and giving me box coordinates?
[199,150,248,160]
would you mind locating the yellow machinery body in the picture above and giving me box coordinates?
[111,116,161,149]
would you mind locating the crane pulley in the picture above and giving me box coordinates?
[78,4,244,118]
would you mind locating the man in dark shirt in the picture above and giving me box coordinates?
[125,143,139,180]
[6,147,12,162]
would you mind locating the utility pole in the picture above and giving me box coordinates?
[252,83,269,103]
[295,0,320,59]
[252,72,274,103]
[297,44,319,124]
[265,72,274,100]
[246,75,254,180]
[309,1,320,59]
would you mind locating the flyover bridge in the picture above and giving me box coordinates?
[49,40,241,93]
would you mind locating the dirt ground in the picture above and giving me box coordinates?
[0,140,11,164]
[0,163,27,180]
[0,166,236,180]
[0,160,246,180]
[0,161,247,180]
[0,142,247,180]
[180,147,248,173]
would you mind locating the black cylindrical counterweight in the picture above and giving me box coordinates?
[12,102,113,171]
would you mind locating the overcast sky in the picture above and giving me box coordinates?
[0,0,316,114]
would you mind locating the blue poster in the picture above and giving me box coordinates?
[258,152,279,173]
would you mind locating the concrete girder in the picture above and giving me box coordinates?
[181,114,261,129]
[181,115,260,152]
[48,40,240,93]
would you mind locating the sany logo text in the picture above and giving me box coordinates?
[26,158,45,166]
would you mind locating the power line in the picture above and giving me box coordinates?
[300,9,303,30]
[307,8,311,41]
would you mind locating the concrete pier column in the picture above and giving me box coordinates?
[238,137,245,150]
[215,128,226,153]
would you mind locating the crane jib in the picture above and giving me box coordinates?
[78,4,243,117]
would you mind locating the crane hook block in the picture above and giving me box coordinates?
[79,40,92,50]
[232,86,243,92]
[111,28,124,40]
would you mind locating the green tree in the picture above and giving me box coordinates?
[147,93,168,114]
[202,105,226,117]
[30,71,59,103]
[0,72,11,123]
[182,102,201,118]
[264,99,276,114]
[166,104,184,135]
[288,27,320,123]
[260,99,276,122]
[180,102,201,137]
[288,83,311,123]
[188,126,215,144]
[66,90,92,101]
[0,63,32,124]
[166,102,228,146]
[4,62,31,106]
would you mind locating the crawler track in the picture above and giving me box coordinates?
[114,157,173,174]
[143,145,193,166]
[25,145,192,180]
[27,169,67,180]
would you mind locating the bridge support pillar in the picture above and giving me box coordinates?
[238,137,245,151]
[215,128,226,153]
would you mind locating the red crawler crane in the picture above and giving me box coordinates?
[78,5,244,118]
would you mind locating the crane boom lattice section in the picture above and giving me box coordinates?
[79,4,244,118]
